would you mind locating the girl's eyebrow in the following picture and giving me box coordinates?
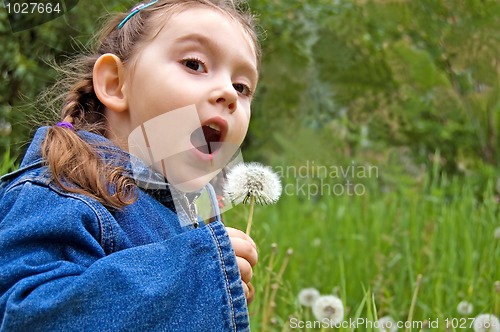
[174,33,259,84]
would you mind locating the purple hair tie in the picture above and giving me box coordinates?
[56,121,74,130]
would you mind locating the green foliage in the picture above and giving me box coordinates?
[1,0,498,181]
[224,169,500,331]
[246,0,499,183]
[0,145,18,176]
[0,0,130,161]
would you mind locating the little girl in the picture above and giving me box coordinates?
[0,0,260,330]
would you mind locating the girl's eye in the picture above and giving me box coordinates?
[182,58,206,73]
[233,83,253,97]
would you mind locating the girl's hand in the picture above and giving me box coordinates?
[245,282,255,304]
[226,227,258,304]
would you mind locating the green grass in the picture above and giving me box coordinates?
[0,147,18,176]
[223,172,500,331]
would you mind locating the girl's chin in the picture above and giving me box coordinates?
[166,170,220,193]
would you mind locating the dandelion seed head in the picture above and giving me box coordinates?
[494,227,500,240]
[312,238,322,247]
[377,316,397,332]
[457,300,473,315]
[473,314,500,332]
[223,162,282,205]
[312,295,344,324]
[298,288,320,307]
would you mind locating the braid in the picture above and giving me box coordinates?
[59,56,106,132]
[42,55,135,209]
[42,122,136,209]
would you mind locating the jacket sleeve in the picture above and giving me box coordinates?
[0,181,249,332]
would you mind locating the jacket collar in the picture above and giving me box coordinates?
[6,127,202,204]
[17,127,165,187]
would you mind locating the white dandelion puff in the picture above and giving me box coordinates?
[377,316,397,332]
[473,314,500,332]
[494,227,500,240]
[312,295,344,325]
[224,162,282,206]
[223,162,282,235]
[457,300,473,315]
[298,288,320,307]
[312,238,322,247]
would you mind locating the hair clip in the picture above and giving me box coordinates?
[117,0,159,29]
[56,121,74,130]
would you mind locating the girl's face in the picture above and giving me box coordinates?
[119,6,258,191]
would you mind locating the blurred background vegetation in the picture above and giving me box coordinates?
[1,0,499,330]
[1,0,498,194]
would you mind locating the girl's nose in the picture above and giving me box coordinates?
[210,79,238,113]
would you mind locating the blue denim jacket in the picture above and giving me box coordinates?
[0,127,249,331]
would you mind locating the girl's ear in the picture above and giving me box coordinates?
[93,53,128,113]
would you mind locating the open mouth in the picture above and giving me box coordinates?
[190,118,227,155]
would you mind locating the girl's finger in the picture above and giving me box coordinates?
[225,227,256,249]
[242,282,249,300]
[236,256,253,283]
[230,237,258,267]
[246,282,255,304]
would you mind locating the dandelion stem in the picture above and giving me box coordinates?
[276,249,293,282]
[267,249,293,325]
[246,195,255,235]
[261,244,277,332]
[406,274,422,332]
[495,281,500,314]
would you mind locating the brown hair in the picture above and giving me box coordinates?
[41,0,261,209]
